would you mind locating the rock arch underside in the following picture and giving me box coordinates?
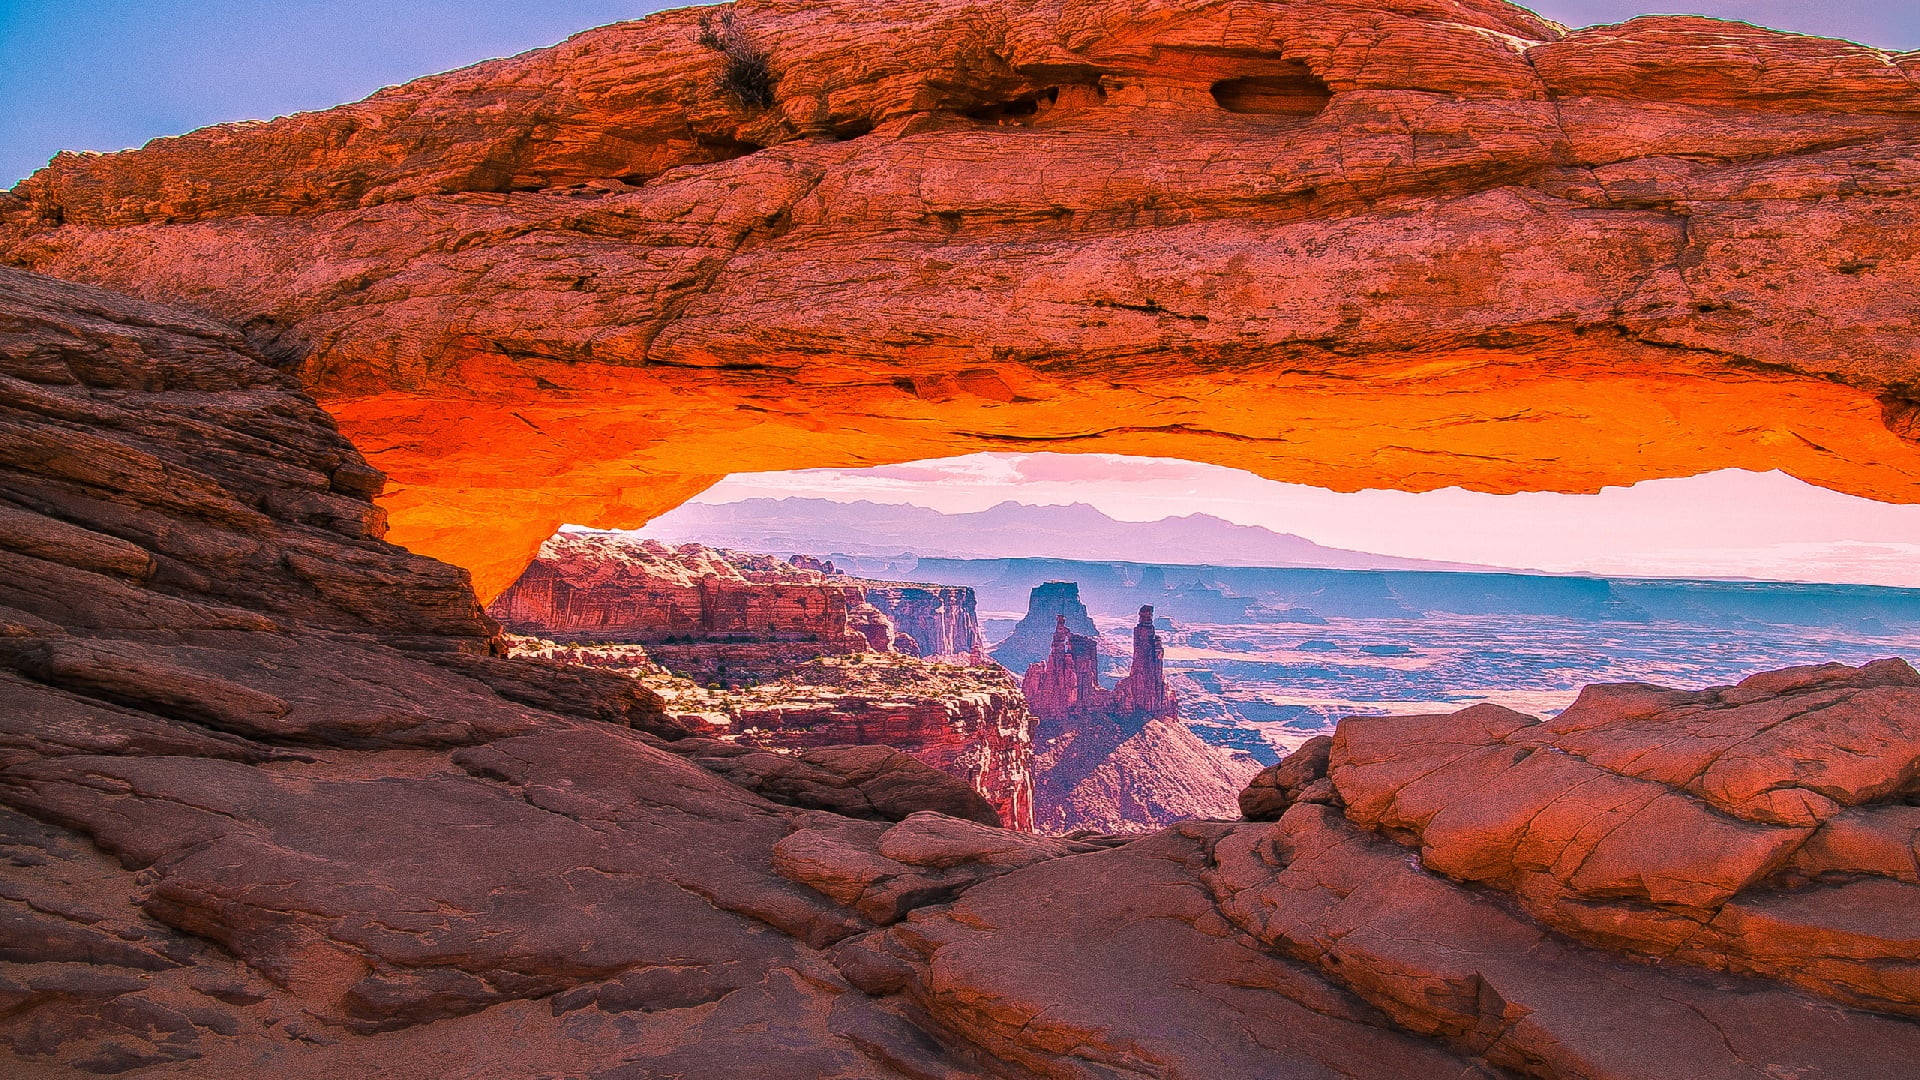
[6,1,1920,1077]
[7,0,1920,597]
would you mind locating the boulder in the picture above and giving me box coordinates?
[1239,734,1334,821]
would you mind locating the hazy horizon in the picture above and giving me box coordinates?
[666,455,1920,589]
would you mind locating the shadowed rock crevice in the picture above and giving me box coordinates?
[1209,67,1331,116]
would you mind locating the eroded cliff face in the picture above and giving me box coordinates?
[490,533,897,683]
[861,584,985,662]
[4,0,1920,598]
[489,536,1030,828]
[718,656,1037,832]
[7,263,1920,1080]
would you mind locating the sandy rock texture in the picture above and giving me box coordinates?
[4,0,1920,597]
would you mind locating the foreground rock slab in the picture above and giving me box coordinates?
[4,266,1919,1075]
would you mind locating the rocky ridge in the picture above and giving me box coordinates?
[490,536,1031,827]
[4,0,1920,598]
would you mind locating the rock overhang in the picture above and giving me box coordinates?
[3,0,1918,598]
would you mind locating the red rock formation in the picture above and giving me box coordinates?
[1018,614,1106,721]
[1112,605,1175,717]
[1020,603,1253,830]
[1324,658,1920,1018]
[1021,607,1178,731]
[492,533,881,647]
[10,263,1920,1078]
[6,1,1920,600]
[491,535,1026,824]
[860,583,985,661]
[724,657,1036,832]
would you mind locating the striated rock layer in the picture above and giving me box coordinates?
[490,536,1028,825]
[5,0,1920,597]
[861,584,985,662]
[5,265,1920,1078]
[490,533,895,676]
[718,656,1037,833]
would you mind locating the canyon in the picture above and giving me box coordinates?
[487,537,1254,834]
[3,0,1920,1075]
[489,534,1034,830]
[494,536,1282,833]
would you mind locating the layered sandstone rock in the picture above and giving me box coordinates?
[1323,658,1920,1018]
[0,267,949,1073]
[860,583,985,661]
[717,655,1038,832]
[7,0,1920,599]
[490,536,1028,825]
[501,637,1036,831]
[7,264,1920,1078]
[490,533,892,682]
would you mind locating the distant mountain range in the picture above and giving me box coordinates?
[635,498,1507,573]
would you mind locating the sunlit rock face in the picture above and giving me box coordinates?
[5,0,1920,599]
[489,533,895,683]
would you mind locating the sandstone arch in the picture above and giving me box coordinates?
[4,0,1918,598]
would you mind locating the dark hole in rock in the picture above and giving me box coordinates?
[964,86,1061,125]
[1210,67,1331,116]
[695,134,767,161]
[830,117,877,141]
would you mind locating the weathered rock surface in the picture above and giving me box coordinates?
[670,736,1003,827]
[490,533,897,680]
[717,656,1039,833]
[1238,733,1335,821]
[861,584,985,662]
[0,268,993,1074]
[6,264,1920,1078]
[1323,658,1920,1018]
[8,0,1920,598]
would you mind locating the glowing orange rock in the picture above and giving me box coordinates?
[4,0,1918,598]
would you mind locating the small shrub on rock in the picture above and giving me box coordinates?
[697,10,776,109]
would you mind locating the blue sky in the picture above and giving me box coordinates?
[4,1,1915,185]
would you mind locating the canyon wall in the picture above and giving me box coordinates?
[860,583,985,661]
[490,533,885,651]
[7,262,1920,1080]
[490,535,1026,826]
[723,657,1036,832]
[5,0,1920,598]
